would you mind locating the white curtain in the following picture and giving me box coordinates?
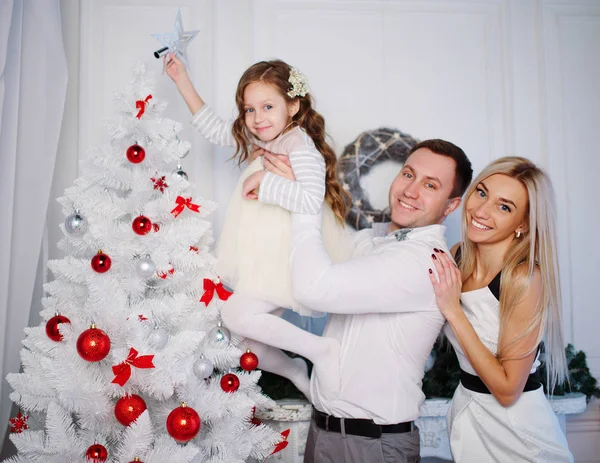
[0,0,67,452]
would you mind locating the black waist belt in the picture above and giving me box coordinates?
[312,408,412,438]
[460,370,542,394]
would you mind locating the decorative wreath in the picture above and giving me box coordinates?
[337,128,420,230]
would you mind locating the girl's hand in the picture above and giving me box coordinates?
[164,53,190,87]
[163,53,204,114]
[428,250,463,319]
[242,171,266,200]
[248,144,266,163]
[264,152,295,180]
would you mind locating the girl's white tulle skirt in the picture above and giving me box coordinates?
[216,158,351,316]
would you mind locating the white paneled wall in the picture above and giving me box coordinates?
[66,0,599,460]
[541,5,600,459]
[542,0,600,377]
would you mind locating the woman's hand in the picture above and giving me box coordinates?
[242,171,266,200]
[428,249,463,319]
[264,152,295,181]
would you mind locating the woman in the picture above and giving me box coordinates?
[429,156,573,462]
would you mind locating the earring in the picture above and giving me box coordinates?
[516,230,521,238]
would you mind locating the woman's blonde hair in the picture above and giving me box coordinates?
[459,156,567,392]
[230,59,348,223]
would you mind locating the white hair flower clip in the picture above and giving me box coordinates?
[287,68,309,98]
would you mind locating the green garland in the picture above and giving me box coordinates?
[259,344,600,402]
[538,344,600,400]
[421,339,461,399]
[258,352,308,400]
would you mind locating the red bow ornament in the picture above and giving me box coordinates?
[135,94,152,119]
[171,196,200,218]
[200,278,233,306]
[112,347,155,386]
[271,428,290,455]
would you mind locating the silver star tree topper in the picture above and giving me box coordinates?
[152,9,199,65]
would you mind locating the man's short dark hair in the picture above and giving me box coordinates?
[408,139,473,198]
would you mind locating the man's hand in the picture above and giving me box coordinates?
[242,170,266,200]
[264,152,296,181]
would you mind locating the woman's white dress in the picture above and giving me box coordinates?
[443,276,573,462]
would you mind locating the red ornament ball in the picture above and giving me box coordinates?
[240,350,259,371]
[220,373,240,393]
[132,215,152,235]
[85,443,108,462]
[91,251,111,273]
[45,314,71,342]
[77,325,111,362]
[115,394,147,426]
[153,223,160,232]
[126,144,145,164]
[166,403,201,442]
[128,459,143,463]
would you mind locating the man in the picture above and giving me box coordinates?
[285,139,473,463]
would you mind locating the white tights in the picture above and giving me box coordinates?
[221,293,340,398]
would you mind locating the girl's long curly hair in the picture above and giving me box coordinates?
[231,60,348,223]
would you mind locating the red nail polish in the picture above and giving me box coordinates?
[440,249,445,253]
[429,268,433,274]
[432,254,437,260]
[433,248,439,252]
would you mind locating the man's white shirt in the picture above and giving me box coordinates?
[290,214,448,424]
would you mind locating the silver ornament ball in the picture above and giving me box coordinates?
[136,256,156,278]
[149,328,169,349]
[193,356,214,379]
[172,165,188,181]
[209,324,231,344]
[65,212,88,235]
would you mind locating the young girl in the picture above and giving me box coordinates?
[166,56,349,397]
[429,157,573,462]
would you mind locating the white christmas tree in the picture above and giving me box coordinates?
[2,63,284,463]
